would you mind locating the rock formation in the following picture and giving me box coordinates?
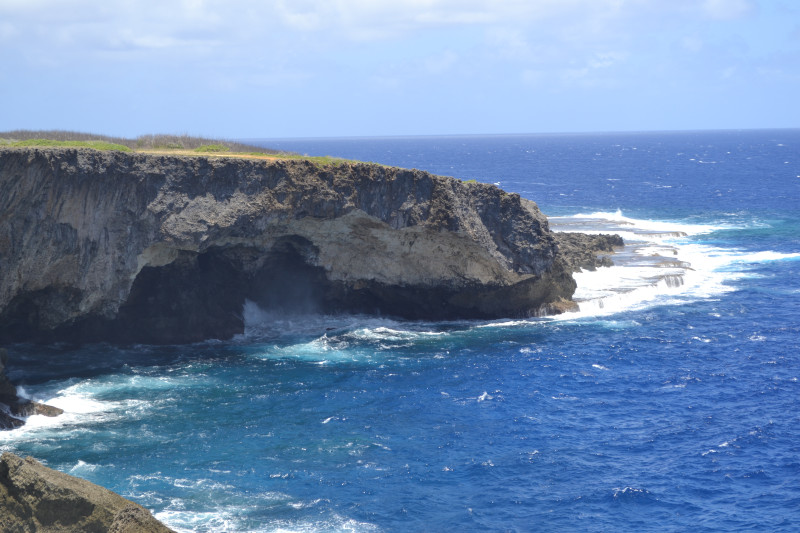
[553,232,624,272]
[0,147,600,344]
[0,348,63,429]
[0,452,173,532]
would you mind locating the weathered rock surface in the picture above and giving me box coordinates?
[0,452,174,532]
[0,348,63,429]
[0,147,589,344]
[553,232,625,272]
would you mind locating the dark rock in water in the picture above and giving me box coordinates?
[0,348,63,430]
[554,232,625,272]
[0,147,592,344]
[0,452,174,532]
[8,400,64,418]
[0,411,24,430]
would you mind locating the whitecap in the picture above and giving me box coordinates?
[731,251,800,263]
[544,210,791,320]
[154,508,239,533]
[66,460,105,477]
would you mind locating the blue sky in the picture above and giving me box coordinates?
[1,0,798,138]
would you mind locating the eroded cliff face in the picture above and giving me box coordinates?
[0,147,577,344]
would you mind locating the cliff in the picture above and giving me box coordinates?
[0,147,584,344]
[0,452,173,532]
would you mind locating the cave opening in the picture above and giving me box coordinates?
[113,236,332,344]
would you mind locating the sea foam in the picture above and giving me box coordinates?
[550,211,788,319]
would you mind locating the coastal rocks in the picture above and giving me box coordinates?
[0,452,174,532]
[0,147,584,344]
[0,348,63,429]
[553,232,624,272]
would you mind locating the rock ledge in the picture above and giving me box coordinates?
[0,452,174,532]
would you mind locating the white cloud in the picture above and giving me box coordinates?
[701,0,755,20]
[0,0,737,63]
[1,0,787,127]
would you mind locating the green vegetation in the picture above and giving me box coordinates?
[1,130,281,155]
[0,130,378,168]
[10,139,131,151]
[275,153,354,167]
[194,144,230,153]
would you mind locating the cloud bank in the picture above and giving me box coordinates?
[1,0,795,137]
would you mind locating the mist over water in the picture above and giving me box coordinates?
[3,131,800,532]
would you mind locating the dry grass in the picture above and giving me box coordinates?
[0,130,283,155]
[0,130,368,168]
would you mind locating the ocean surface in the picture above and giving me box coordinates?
[3,130,800,532]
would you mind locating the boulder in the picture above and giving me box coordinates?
[0,452,174,532]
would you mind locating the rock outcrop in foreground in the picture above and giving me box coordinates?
[0,147,599,344]
[0,452,173,532]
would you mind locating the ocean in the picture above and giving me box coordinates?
[2,130,800,532]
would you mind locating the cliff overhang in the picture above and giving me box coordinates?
[0,147,587,344]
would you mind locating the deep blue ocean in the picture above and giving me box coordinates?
[3,130,800,532]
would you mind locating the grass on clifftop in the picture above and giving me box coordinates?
[0,130,368,168]
[10,139,132,152]
[0,130,280,155]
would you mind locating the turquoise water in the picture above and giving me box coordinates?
[3,130,800,531]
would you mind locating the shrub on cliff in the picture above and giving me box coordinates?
[194,144,230,153]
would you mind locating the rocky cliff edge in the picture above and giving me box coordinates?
[0,147,584,344]
[0,452,173,532]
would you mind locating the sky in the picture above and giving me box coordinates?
[1,0,799,138]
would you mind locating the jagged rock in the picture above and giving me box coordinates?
[0,452,174,532]
[0,348,63,430]
[8,400,64,418]
[0,147,585,344]
[554,232,624,272]
[0,412,24,430]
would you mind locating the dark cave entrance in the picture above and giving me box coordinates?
[113,237,331,344]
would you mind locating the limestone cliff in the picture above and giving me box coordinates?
[0,147,579,344]
[0,452,173,532]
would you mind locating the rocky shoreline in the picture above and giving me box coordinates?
[553,232,625,272]
[0,147,623,345]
